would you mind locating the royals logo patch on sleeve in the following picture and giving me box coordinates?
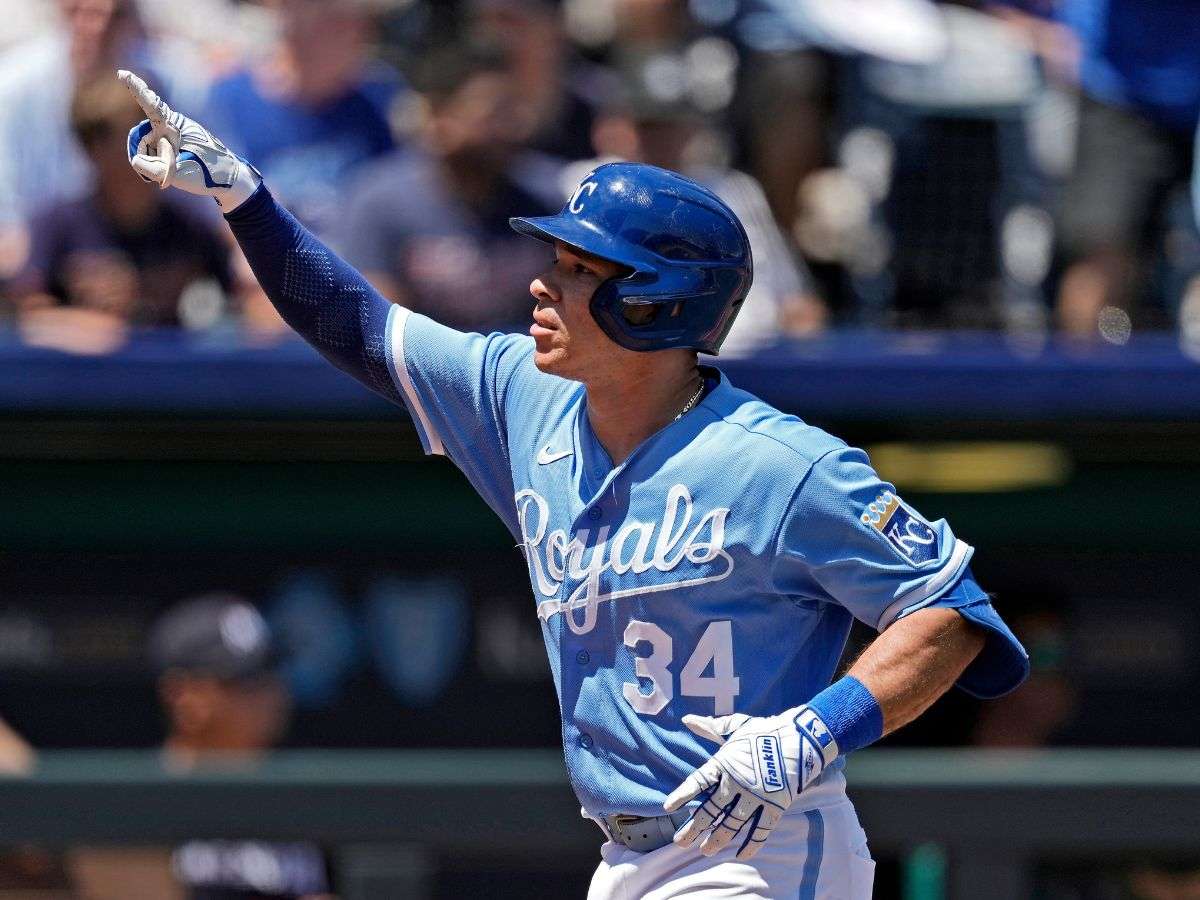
[861,491,940,565]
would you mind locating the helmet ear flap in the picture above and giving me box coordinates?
[588,278,637,350]
[590,265,736,352]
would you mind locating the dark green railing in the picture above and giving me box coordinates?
[2,749,1197,899]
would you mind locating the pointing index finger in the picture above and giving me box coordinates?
[117,69,169,124]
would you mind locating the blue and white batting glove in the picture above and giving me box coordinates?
[663,707,838,860]
[118,69,261,213]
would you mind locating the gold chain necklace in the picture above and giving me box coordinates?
[674,379,706,421]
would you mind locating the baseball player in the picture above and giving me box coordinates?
[119,70,1028,899]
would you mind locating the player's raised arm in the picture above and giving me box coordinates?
[118,70,536,535]
[118,70,403,404]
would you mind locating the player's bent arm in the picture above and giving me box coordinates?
[843,606,985,735]
[666,450,1030,860]
[665,601,989,862]
[663,616,985,862]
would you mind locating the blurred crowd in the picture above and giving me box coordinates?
[1,0,1200,353]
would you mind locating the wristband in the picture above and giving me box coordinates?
[804,675,884,756]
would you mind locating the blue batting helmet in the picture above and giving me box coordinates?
[509,162,753,355]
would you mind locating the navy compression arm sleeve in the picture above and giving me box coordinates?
[223,185,402,405]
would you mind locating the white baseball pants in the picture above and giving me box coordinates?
[587,799,875,899]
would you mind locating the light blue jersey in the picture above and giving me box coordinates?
[384,307,1020,818]
[221,174,1026,900]
[222,178,1029,818]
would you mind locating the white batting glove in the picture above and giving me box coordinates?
[118,69,261,213]
[663,707,839,860]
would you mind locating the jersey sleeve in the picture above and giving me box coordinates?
[385,307,531,537]
[916,568,1030,698]
[772,446,974,631]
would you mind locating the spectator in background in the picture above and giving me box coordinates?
[201,0,405,238]
[7,77,229,331]
[576,88,827,349]
[0,0,147,284]
[0,716,73,897]
[733,50,833,248]
[996,0,1200,337]
[336,42,557,332]
[0,716,33,774]
[146,593,332,900]
[467,0,618,165]
[150,594,291,768]
[2,595,329,900]
[605,0,695,75]
[0,0,55,54]
[133,0,281,112]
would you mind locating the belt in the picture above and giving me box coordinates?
[600,809,693,853]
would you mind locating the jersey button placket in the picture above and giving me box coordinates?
[587,506,602,521]
[576,649,590,665]
[577,733,593,750]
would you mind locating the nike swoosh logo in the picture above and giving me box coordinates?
[537,445,573,465]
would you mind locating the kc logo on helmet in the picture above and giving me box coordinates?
[569,181,598,214]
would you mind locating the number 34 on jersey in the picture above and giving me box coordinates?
[624,619,740,716]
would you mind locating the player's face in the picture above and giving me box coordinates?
[528,243,630,379]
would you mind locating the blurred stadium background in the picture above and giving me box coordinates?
[1,0,1199,897]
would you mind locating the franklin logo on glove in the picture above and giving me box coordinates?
[755,735,785,792]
